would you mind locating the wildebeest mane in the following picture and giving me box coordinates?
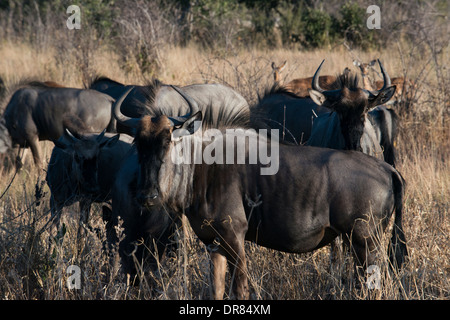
[249,83,300,135]
[137,78,164,114]
[0,79,65,112]
[7,78,65,91]
[327,72,360,90]
[86,75,124,89]
[257,83,304,102]
[202,102,251,131]
[122,78,169,119]
[25,81,63,88]
[139,80,251,131]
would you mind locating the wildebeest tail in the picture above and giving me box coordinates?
[388,169,408,270]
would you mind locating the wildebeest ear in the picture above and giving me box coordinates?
[54,139,68,150]
[309,89,327,106]
[172,111,202,140]
[369,85,396,108]
[180,111,202,134]
[99,134,120,149]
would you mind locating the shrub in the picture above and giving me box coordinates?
[301,7,332,48]
[338,1,369,47]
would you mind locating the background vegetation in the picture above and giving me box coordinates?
[0,0,448,300]
[0,0,448,78]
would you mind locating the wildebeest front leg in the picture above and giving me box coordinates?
[330,235,344,266]
[214,228,249,299]
[211,243,248,300]
[28,136,42,171]
[12,146,27,169]
[28,137,46,205]
[228,239,248,300]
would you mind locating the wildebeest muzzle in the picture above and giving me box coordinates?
[137,190,159,208]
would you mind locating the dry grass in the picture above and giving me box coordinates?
[0,41,448,300]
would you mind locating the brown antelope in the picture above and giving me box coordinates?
[271,61,351,97]
[271,61,287,84]
[354,59,415,104]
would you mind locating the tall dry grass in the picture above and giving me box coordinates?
[0,40,448,300]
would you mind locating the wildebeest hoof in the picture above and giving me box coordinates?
[15,156,23,169]
[34,180,46,206]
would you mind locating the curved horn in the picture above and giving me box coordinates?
[312,59,341,101]
[312,59,326,93]
[65,128,79,143]
[376,59,391,91]
[364,59,392,98]
[113,86,140,128]
[170,85,200,118]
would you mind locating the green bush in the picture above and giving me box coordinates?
[277,2,303,47]
[190,0,248,50]
[301,7,332,48]
[69,0,118,38]
[4,0,441,52]
[338,1,367,47]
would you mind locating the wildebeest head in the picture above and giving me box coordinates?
[54,128,120,194]
[0,118,12,153]
[309,59,396,151]
[113,85,201,208]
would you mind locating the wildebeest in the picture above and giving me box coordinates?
[307,59,396,160]
[348,60,401,166]
[107,85,250,280]
[307,112,383,159]
[89,76,250,136]
[250,86,329,144]
[256,60,398,167]
[0,82,117,171]
[113,87,408,300]
[46,127,133,241]
[106,144,179,280]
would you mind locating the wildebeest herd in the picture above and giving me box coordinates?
[0,59,408,299]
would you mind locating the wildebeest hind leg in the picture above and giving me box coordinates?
[348,226,379,289]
